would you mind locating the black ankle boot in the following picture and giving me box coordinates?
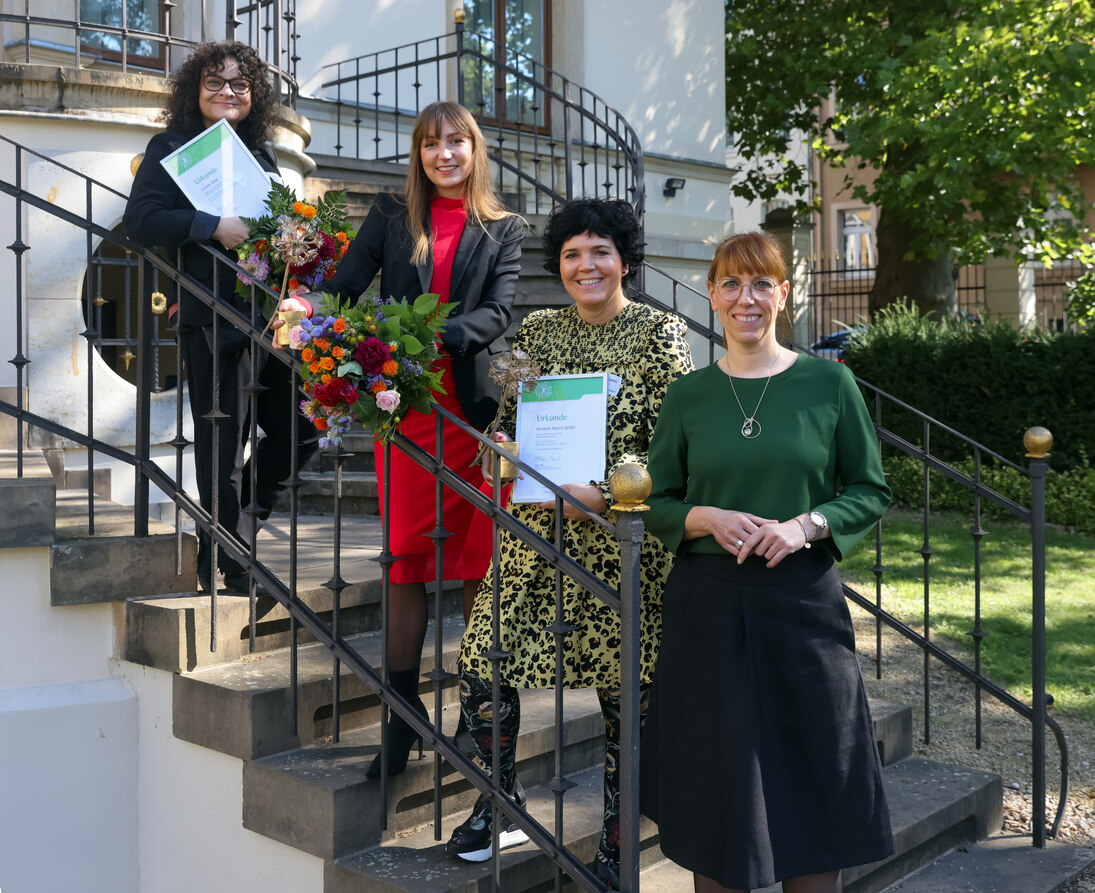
[446,780,529,862]
[366,668,429,779]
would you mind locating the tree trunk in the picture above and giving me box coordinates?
[869,207,957,320]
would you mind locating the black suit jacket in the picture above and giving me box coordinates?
[124,129,279,331]
[323,192,524,430]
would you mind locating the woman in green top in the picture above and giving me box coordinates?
[640,232,893,893]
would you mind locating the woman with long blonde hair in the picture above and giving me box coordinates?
[282,101,524,777]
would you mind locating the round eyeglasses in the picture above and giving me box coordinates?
[714,277,781,301]
[201,75,252,95]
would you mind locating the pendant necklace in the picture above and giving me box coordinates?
[723,351,779,439]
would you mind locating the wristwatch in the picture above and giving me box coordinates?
[808,511,829,542]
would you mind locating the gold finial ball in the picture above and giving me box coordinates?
[453,6,466,23]
[130,153,144,177]
[1024,426,1053,458]
[609,462,651,508]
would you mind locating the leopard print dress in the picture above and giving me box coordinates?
[459,302,694,689]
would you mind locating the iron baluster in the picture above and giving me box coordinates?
[547,486,577,893]
[970,449,988,747]
[1026,428,1051,847]
[919,419,934,743]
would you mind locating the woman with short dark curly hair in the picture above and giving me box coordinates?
[540,198,645,286]
[124,40,316,597]
[446,197,693,887]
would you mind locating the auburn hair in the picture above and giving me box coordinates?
[707,231,787,284]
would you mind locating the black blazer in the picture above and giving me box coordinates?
[124,129,279,331]
[323,192,524,430]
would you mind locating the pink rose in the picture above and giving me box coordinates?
[375,389,401,413]
[288,325,306,350]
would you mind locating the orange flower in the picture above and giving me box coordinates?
[314,418,328,430]
[321,374,332,383]
[301,205,317,219]
[319,356,335,371]
[339,243,348,258]
[332,346,344,359]
[255,239,269,253]
[288,278,300,291]
[309,361,321,374]
[370,381,387,394]
[313,338,330,351]
[381,360,398,376]
[336,231,349,243]
[301,347,315,363]
[332,318,347,333]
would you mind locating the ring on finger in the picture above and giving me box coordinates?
[736,538,744,547]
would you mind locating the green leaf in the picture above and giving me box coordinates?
[401,333,427,355]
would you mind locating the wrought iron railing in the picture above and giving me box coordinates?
[0,136,647,892]
[1,117,1069,893]
[0,1,300,104]
[805,259,986,343]
[318,21,645,219]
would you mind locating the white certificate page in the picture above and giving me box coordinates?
[512,373,608,504]
[159,118,273,218]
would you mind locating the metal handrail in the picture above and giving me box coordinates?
[0,1,299,104]
[319,24,645,220]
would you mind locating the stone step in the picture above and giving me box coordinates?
[876,835,1095,893]
[172,615,467,761]
[242,688,605,860]
[50,489,197,605]
[236,678,908,865]
[291,470,380,516]
[324,764,664,893]
[121,513,453,672]
[322,756,1002,893]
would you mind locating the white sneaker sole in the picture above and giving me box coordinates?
[454,828,530,862]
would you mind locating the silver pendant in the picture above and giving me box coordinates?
[742,418,761,439]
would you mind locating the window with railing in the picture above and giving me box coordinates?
[462,0,550,129]
[78,0,165,66]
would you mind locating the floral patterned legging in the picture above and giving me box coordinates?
[459,666,650,869]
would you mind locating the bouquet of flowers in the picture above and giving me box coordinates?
[235,183,355,318]
[292,292,456,447]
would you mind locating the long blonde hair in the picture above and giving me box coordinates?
[403,101,516,266]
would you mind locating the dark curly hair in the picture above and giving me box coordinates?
[542,198,644,287]
[162,40,276,148]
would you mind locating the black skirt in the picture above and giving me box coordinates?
[640,549,893,888]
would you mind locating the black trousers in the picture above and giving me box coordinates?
[180,326,317,579]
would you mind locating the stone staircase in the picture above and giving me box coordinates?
[6,444,1095,892]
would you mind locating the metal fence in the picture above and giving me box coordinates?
[319,21,644,220]
[806,260,986,343]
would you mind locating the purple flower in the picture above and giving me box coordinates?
[237,251,271,284]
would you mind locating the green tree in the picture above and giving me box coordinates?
[725,0,1095,318]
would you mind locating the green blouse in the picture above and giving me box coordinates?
[645,354,891,561]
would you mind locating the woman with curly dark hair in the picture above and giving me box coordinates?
[445,198,693,887]
[125,40,316,595]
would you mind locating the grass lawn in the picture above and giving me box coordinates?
[840,507,1095,721]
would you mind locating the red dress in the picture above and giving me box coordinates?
[375,196,493,584]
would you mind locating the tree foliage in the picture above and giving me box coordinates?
[725,0,1095,313]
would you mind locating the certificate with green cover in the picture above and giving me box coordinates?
[159,118,274,218]
[512,373,608,504]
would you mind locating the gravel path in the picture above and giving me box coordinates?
[849,603,1095,890]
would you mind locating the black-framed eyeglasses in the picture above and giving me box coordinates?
[714,277,781,301]
[201,75,251,95]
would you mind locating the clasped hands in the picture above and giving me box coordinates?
[692,506,811,568]
[481,431,607,520]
